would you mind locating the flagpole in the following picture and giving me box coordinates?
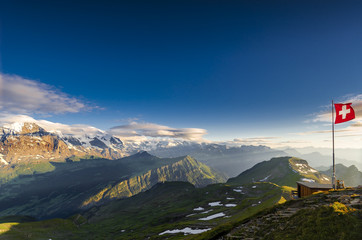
[332,100,336,189]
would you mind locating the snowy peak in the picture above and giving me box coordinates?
[1,122,47,135]
[0,122,125,164]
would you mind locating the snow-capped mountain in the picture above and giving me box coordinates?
[0,121,288,177]
[0,122,125,165]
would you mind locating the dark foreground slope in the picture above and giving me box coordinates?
[0,152,226,219]
[217,187,362,240]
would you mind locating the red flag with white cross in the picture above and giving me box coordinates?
[334,103,355,124]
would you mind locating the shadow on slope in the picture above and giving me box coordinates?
[0,152,226,220]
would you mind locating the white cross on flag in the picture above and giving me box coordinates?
[334,103,355,124]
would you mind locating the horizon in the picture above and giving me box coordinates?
[1,0,362,151]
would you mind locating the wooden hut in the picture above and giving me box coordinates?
[296,181,333,198]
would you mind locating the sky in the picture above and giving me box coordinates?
[0,0,362,149]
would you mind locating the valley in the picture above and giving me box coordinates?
[0,123,361,239]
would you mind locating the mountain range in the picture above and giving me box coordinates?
[0,122,125,165]
[320,163,362,187]
[0,122,289,179]
[0,121,361,239]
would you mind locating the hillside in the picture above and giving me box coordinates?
[0,152,226,219]
[0,180,286,240]
[216,187,361,240]
[227,157,330,187]
[82,155,227,208]
[321,164,362,187]
[0,156,349,240]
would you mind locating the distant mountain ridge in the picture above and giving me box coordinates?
[228,157,331,187]
[282,147,362,170]
[321,164,362,187]
[82,153,227,208]
[0,121,288,180]
[149,143,287,177]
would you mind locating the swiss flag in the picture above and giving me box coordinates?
[334,103,355,124]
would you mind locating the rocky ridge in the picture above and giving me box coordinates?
[81,155,227,208]
[0,122,124,165]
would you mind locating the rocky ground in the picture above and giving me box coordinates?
[221,187,362,240]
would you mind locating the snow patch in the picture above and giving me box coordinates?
[208,201,222,207]
[199,212,226,221]
[295,163,306,167]
[193,207,204,211]
[0,154,8,165]
[301,178,315,182]
[259,175,271,182]
[226,197,235,200]
[201,210,213,214]
[233,189,244,193]
[3,122,24,133]
[252,186,257,189]
[159,227,211,235]
[225,204,237,207]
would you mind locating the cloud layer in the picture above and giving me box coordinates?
[110,121,207,141]
[0,74,89,114]
[0,115,207,142]
[0,114,104,136]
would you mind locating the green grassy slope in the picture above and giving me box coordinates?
[82,155,227,208]
[0,180,284,240]
[0,152,225,219]
[228,157,330,187]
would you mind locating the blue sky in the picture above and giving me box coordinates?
[0,0,362,148]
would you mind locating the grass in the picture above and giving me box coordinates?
[0,218,80,240]
[186,186,282,240]
[0,154,226,220]
[0,161,56,184]
[0,181,285,240]
[264,205,361,240]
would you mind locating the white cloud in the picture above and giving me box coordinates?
[0,115,207,142]
[0,114,104,136]
[312,94,362,123]
[220,137,279,146]
[110,121,207,141]
[0,73,90,114]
